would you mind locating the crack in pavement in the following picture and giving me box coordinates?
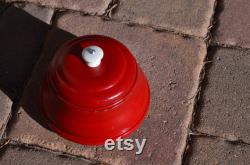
[211,41,250,51]
[0,138,111,165]
[104,0,119,18]
[189,131,250,146]
[181,0,219,164]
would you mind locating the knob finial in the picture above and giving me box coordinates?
[82,45,104,67]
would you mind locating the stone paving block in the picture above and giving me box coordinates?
[50,13,205,165]
[0,5,50,100]
[8,109,97,159]
[6,0,111,15]
[213,0,250,48]
[14,3,54,24]
[0,90,12,139]
[186,137,250,165]
[0,145,92,165]
[113,0,216,37]
[7,28,97,159]
[195,47,250,143]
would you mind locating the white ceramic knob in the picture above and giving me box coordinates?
[82,46,104,67]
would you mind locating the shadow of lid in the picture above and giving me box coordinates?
[0,4,76,131]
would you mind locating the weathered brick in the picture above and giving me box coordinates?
[54,13,205,165]
[186,137,250,165]
[113,0,216,37]
[0,145,92,165]
[213,0,250,48]
[6,0,111,15]
[195,47,250,143]
[0,6,50,100]
[0,90,12,139]
[14,3,54,24]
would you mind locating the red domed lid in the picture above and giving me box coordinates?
[47,35,137,110]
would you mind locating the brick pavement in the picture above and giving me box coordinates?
[194,47,250,143]
[112,0,216,37]
[14,3,54,24]
[0,144,92,165]
[0,0,250,165]
[212,0,250,48]
[6,0,111,15]
[186,136,250,165]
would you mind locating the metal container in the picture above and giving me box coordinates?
[40,35,150,145]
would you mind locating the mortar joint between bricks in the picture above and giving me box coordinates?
[180,0,219,164]
[204,0,218,47]
[211,41,250,51]
[189,130,250,146]
[7,139,111,164]
[103,0,120,18]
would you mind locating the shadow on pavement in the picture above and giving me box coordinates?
[211,0,225,39]
[0,5,49,101]
[0,4,76,130]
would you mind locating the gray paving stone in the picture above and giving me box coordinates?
[213,0,250,48]
[0,145,92,165]
[187,137,250,165]
[6,0,111,15]
[53,13,205,165]
[0,90,12,139]
[113,0,216,37]
[195,47,250,143]
[14,3,54,24]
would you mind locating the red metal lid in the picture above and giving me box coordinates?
[47,35,137,110]
[40,35,150,145]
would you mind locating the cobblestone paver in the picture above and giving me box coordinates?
[186,137,250,165]
[213,0,250,48]
[194,47,250,143]
[14,3,54,24]
[0,144,92,165]
[113,0,216,37]
[6,0,112,15]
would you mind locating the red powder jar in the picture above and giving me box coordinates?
[40,35,150,145]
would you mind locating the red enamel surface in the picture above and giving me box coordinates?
[40,35,150,145]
